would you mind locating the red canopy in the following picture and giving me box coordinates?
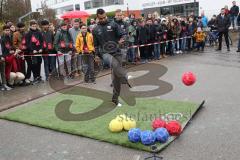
[61,11,91,19]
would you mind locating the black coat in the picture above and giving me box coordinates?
[145,24,156,42]
[1,34,14,57]
[230,5,239,16]
[216,14,231,32]
[25,29,44,53]
[136,26,148,44]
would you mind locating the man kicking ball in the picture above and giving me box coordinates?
[93,8,132,107]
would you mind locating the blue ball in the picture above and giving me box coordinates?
[128,128,141,143]
[154,128,169,143]
[140,130,156,145]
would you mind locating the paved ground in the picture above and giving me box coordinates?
[1,43,240,160]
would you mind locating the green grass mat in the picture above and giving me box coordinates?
[0,94,201,152]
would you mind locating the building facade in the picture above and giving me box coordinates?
[42,0,142,18]
[141,0,236,18]
[30,0,237,19]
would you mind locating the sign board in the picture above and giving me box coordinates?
[30,0,43,12]
[142,0,195,8]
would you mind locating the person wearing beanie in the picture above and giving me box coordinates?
[25,19,44,84]
[41,20,56,81]
[54,21,73,78]
[193,27,206,51]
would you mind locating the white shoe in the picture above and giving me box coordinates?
[127,75,133,80]
[117,102,123,107]
[25,79,31,84]
[179,50,183,54]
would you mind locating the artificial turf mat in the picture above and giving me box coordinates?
[0,94,201,152]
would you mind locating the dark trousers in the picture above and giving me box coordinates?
[102,53,127,104]
[218,31,230,49]
[196,41,205,50]
[82,54,95,82]
[25,56,42,79]
[139,41,147,60]
[0,61,7,84]
[160,43,166,55]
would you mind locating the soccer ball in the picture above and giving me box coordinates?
[154,128,169,143]
[152,118,166,130]
[109,119,123,132]
[166,120,182,136]
[182,72,196,86]
[123,118,137,131]
[128,128,141,143]
[140,130,156,145]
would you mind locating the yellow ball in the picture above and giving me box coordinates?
[109,119,123,132]
[123,118,137,131]
[115,114,127,122]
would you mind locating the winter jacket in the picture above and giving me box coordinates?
[145,24,156,42]
[93,20,124,55]
[42,30,54,52]
[1,34,14,57]
[216,14,231,32]
[194,31,206,43]
[128,25,137,43]
[54,29,73,52]
[230,5,239,16]
[69,27,81,46]
[75,32,95,54]
[25,29,44,53]
[136,26,148,44]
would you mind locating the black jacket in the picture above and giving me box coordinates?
[230,5,239,16]
[216,14,231,32]
[1,34,14,57]
[25,29,44,53]
[42,30,54,52]
[145,24,156,42]
[93,20,124,55]
[136,26,148,44]
[114,19,129,35]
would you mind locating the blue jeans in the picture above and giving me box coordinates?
[43,56,56,79]
[128,42,136,62]
[154,44,160,59]
[231,16,238,28]
[180,37,187,51]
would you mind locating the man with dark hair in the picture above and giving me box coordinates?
[25,19,44,84]
[216,8,231,51]
[230,1,239,29]
[93,8,132,106]
[114,9,128,35]
[54,21,73,78]
[41,20,56,81]
[0,36,12,91]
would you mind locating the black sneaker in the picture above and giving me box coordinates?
[237,49,240,52]
[227,48,230,52]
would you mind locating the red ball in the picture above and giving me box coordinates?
[166,121,182,136]
[182,72,196,86]
[152,118,167,130]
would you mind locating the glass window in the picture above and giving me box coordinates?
[84,1,92,9]
[75,4,80,10]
